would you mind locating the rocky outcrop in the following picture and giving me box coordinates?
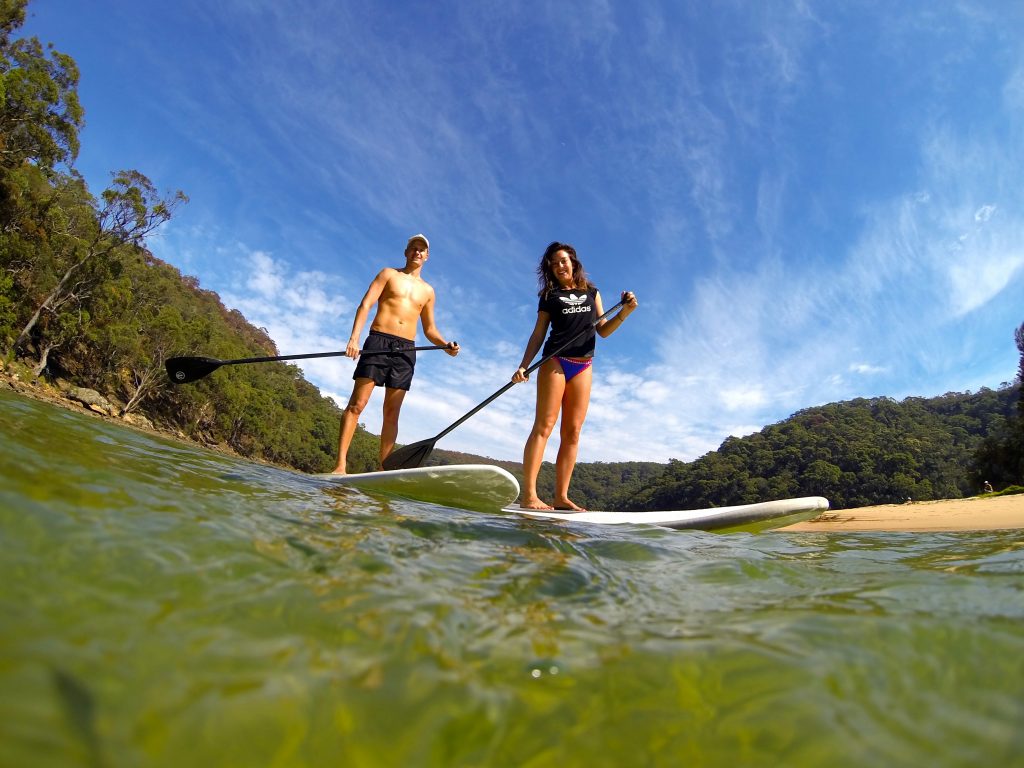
[67,387,117,416]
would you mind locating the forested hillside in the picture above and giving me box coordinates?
[3,0,1021,504]
[603,387,1021,511]
[0,2,382,473]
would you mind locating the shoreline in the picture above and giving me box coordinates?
[782,494,1024,533]
[0,364,272,467]
[4,366,1021,532]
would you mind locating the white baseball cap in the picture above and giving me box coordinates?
[407,233,429,248]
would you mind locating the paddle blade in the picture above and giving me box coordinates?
[382,438,436,470]
[165,356,223,384]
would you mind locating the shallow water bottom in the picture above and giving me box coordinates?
[1,389,1022,767]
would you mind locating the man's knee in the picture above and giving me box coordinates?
[345,399,367,417]
[382,390,406,421]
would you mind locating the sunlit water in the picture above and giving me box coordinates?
[1,387,1022,767]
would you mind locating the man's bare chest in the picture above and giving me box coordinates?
[384,273,429,304]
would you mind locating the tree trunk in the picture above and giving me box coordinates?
[121,365,161,415]
[14,255,84,350]
[33,342,58,378]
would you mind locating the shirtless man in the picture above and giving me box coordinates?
[332,234,459,473]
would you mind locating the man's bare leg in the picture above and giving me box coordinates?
[379,387,407,466]
[332,378,376,474]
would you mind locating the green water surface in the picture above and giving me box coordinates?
[1,388,1022,767]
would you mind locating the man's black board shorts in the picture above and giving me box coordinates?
[353,330,417,390]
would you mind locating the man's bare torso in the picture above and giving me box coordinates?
[369,268,434,339]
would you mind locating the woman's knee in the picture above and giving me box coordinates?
[559,422,584,444]
[531,420,557,440]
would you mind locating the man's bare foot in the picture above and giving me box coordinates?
[330,466,347,475]
[518,497,554,510]
[553,497,586,512]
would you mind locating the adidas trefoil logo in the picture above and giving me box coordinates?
[559,293,590,314]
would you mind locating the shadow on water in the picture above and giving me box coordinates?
[52,668,104,768]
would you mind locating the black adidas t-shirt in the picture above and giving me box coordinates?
[539,288,598,358]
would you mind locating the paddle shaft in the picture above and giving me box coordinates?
[429,301,624,443]
[166,344,455,384]
[213,345,449,367]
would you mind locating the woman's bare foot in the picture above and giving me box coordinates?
[518,497,554,510]
[553,497,587,512]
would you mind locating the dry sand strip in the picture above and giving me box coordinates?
[781,494,1024,533]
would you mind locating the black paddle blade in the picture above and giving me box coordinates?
[165,356,223,384]
[382,439,436,470]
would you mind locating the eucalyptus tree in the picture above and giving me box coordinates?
[1,0,85,350]
[13,170,186,374]
[0,0,83,177]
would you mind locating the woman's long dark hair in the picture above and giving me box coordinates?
[537,241,595,298]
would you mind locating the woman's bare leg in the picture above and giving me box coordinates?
[519,359,564,509]
[552,366,592,510]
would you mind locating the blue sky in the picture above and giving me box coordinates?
[25,0,1024,463]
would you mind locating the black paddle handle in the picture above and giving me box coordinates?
[431,301,624,442]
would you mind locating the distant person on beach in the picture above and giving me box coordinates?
[332,234,459,473]
[984,480,994,493]
[510,241,637,511]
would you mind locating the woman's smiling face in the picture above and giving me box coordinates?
[551,250,574,286]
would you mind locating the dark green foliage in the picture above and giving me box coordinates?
[534,461,665,511]
[970,322,1024,490]
[1019,323,1024,421]
[987,485,1024,498]
[0,0,83,174]
[118,257,379,474]
[609,388,1020,511]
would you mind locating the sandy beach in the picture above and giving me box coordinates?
[782,493,1024,533]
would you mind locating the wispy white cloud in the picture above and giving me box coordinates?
[850,363,887,376]
[218,247,353,358]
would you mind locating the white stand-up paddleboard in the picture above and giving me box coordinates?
[314,464,520,513]
[502,496,830,533]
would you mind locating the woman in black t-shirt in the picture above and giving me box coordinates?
[511,242,637,511]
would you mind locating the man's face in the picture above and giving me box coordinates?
[406,240,429,263]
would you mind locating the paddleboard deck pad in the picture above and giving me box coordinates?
[502,496,830,533]
[314,464,520,513]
